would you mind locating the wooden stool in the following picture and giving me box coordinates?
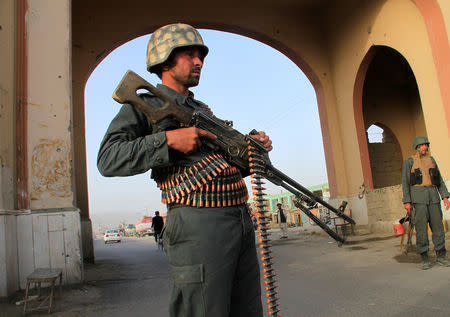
[331,208,354,238]
[23,268,63,315]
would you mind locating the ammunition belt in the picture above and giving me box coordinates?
[152,153,249,207]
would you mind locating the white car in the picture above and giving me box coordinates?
[103,230,122,244]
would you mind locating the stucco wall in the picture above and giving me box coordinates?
[27,0,75,209]
[375,0,450,178]
[439,0,450,44]
[365,184,404,231]
[364,179,450,233]
[326,0,450,197]
[0,0,15,210]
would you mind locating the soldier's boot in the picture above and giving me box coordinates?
[421,252,431,270]
[436,249,450,267]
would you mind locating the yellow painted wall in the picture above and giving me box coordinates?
[376,1,450,176]
[325,1,382,194]
[327,0,450,196]
[439,0,450,46]
[370,0,450,174]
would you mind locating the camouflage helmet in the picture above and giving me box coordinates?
[412,136,430,150]
[146,23,209,73]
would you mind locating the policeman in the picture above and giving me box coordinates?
[98,23,272,316]
[401,136,450,270]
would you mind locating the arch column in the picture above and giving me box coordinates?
[413,0,450,138]
[1,0,84,298]
[25,0,94,263]
[353,48,377,190]
[25,0,75,210]
[24,0,87,277]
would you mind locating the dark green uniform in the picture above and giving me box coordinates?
[401,156,449,254]
[98,84,262,317]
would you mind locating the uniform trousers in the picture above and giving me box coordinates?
[163,204,263,317]
[414,202,446,254]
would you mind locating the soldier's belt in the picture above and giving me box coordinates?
[153,153,249,207]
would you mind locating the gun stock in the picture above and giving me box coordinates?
[112,70,192,124]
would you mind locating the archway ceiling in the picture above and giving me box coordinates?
[72,0,343,85]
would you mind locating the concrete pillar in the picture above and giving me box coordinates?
[26,0,74,209]
[25,0,94,263]
[0,0,15,210]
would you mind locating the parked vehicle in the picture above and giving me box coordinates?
[103,229,122,244]
[135,216,154,237]
[124,224,136,237]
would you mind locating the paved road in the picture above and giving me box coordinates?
[4,231,450,316]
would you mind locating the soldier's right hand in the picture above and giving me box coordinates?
[404,202,412,214]
[166,127,216,154]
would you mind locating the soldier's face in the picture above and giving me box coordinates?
[168,47,204,88]
[418,143,429,155]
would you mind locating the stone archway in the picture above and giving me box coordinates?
[5,0,450,298]
[354,45,427,190]
[71,2,338,261]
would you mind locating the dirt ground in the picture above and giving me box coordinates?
[3,228,450,317]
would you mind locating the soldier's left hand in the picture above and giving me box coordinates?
[444,197,450,210]
[251,131,273,152]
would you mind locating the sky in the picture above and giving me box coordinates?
[85,29,327,230]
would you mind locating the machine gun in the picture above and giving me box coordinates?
[113,70,356,316]
[112,70,355,243]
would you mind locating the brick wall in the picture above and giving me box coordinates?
[365,184,405,232]
[368,131,403,188]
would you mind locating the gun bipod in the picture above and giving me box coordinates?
[264,165,355,225]
[292,197,346,246]
[258,164,352,244]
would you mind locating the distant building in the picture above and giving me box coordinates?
[248,184,329,229]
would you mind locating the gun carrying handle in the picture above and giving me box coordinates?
[112,70,192,124]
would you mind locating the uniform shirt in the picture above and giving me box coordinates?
[401,156,449,204]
